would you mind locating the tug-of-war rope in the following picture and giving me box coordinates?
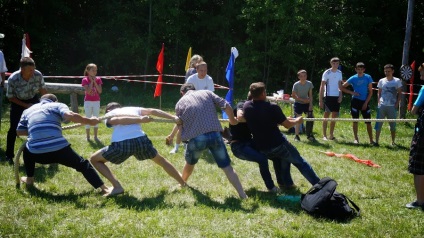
[14,114,417,187]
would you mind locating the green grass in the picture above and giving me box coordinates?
[1,83,423,237]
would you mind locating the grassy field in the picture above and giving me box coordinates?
[0,81,423,237]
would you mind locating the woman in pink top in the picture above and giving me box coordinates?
[81,63,102,141]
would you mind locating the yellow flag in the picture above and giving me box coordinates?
[185,47,192,71]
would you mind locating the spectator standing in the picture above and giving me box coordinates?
[291,69,315,142]
[319,57,343,141]
[374,64,402,146]
[81,63,102,142]
[340,62,375,145]
[6,57,47,165]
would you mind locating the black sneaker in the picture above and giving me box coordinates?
[307,135,316,142]
[372,142,379,147]
[406,201,423,209]
[294,135,300,141]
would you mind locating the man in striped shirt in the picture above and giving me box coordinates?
[17,94,109,194]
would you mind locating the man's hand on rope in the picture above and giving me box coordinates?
[173,116,182,125]
[87,117,101,126]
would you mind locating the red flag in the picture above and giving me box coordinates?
[408,61,416,111]
[154,44,164,98]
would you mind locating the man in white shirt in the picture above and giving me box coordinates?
[319,57,343,141]
[186,61,215,91]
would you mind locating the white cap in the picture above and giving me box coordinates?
[0,33,4,38]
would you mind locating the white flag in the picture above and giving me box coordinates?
[21,35,32,59]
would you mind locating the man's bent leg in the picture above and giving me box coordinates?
[90,148,122,193]
[222,165,247,199]
[231,142,275,190]
[152,153,186,186]
[182,163,195,182]
[280,142,320,185]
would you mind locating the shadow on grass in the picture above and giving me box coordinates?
[17,163,60,183]
[188,186,258,212]
[87,139,105,149]
[17,185,106,209]
[245,187,302,214]
[109,190,170,211]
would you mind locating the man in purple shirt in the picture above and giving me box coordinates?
[175,83,247,199]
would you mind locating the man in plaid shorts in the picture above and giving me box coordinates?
[90,102,186,196]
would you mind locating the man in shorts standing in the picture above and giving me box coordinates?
[319,57,343,141]
[341,62,375,145]
[292,69,315,142]
[90,102,186,196]
[374,64,402,146]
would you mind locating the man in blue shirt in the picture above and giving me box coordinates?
[17,94,109,194]
[341,62,376,145]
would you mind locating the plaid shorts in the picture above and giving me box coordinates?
[102,135,157,164]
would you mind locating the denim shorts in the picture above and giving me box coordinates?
[102,135,157,164]
[185,131,231,168]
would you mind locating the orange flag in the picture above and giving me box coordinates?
[154,43,164,98]
[319,151,381,168]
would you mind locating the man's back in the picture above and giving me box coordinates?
[176,90,225,141]
[243,100,287,151]
[17,100,70,153]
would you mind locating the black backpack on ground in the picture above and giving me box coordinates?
[300,177,360,221]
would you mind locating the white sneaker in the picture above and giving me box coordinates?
[170,148,178,154]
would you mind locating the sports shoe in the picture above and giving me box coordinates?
[322,136,328,141]
[307,135,316,142]
[405,201,423,209]
[372,142,379,147]
[170,148,178,154]
[294,135,300,141]
[353,139,359,144]
[268,186,281,193]
[391,142,397,147]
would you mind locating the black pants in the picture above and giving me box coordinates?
[6,97,39,158]
[23,145,104,189]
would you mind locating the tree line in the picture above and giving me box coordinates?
[1,0,423,93]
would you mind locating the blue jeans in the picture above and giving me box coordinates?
[231,140,275,189]
[185,131,231,168]
[261,140,320,187]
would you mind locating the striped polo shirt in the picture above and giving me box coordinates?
[17,99,71,154]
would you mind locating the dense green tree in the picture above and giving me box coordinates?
[0,0,423,96]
